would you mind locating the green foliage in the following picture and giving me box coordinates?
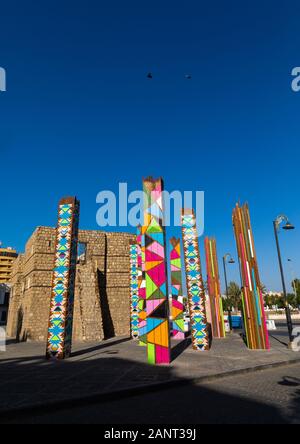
[264,293,285,309]
[223,281,242,312]
[292,279,300,306]
[263,279,300,309]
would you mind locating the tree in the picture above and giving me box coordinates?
[264,293,275,308]
[292,279,300,306]
[260,284,268,296]
[223,281,242,312]
[287,293,296,308]
[275,293,285,309]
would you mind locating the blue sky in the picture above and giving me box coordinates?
[0,0,299,292]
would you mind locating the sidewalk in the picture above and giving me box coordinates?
[0,328,299,417]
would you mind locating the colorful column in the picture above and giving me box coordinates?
[232,203,270,350]
[204,237,225,338]
[46,197,80,359]
[143,177,171,364]
[130,240,139,340]
[137,226,147,346]
[170,237,185,339]
[181,209,210,351]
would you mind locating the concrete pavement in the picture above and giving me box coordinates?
[0,325,299,420]
[5,362,300,424]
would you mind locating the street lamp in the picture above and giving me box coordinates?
[273,215,295,344]
[223,253,235,331]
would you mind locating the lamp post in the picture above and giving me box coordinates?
[223,253,235,331]
[273,215,295,344]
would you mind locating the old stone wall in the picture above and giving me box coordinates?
[6,227,134,342]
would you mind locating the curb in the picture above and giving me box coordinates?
[1,357,300,422]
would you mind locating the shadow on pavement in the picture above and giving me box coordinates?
[71,337,132,358]
[0,350,292,425]
[278,376,300,387]
[278,375,300,424]
[171,338,192,362]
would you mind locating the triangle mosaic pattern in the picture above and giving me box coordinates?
[170,237,185,339]
[137,226,147,346]
[130,241,139,340]
[46,197,80,360]
[181,210,209,351]
[143,178,170,364]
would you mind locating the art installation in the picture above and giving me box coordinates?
[232,203,270,350]
[169,237,185,339]
[129,241,139,340]
[181,209,210,351]
[204,237,226,338]
[143,177,171,364]
[137,226,147,346]
[46,197,80,359]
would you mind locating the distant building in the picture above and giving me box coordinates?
[0,284,10,324]
[265,291,282,297]
[0,247,18,283]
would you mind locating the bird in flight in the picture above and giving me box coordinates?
[185,74,192,79]
[147,72,153,79]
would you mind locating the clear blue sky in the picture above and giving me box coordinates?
[0,0,299,292]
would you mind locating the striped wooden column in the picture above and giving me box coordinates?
[232,203,270,350]
[204,237,225,338]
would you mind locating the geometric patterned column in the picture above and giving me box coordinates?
[137,226,147,346]
[232,203,270,350]
[46,197,80,360]
[170,237,185,340]
[181,209,210,351]
[204,237,226,338]
[129,240,139,340]
[143,177,171,364]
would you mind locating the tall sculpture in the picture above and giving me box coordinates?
[232,203,270,350]
[143,177,171,364]
[204,237,226,338]
[129,241,139,340]
[46,197,80,359]
[170,237,185,339]
[181,209,210,351]
[137,226,147,346]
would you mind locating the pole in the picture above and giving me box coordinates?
[273,221,294,343]
[223,256,232,331]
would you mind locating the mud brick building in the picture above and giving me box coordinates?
[6,227,134,342]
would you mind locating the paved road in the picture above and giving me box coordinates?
[4,362,300,424]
